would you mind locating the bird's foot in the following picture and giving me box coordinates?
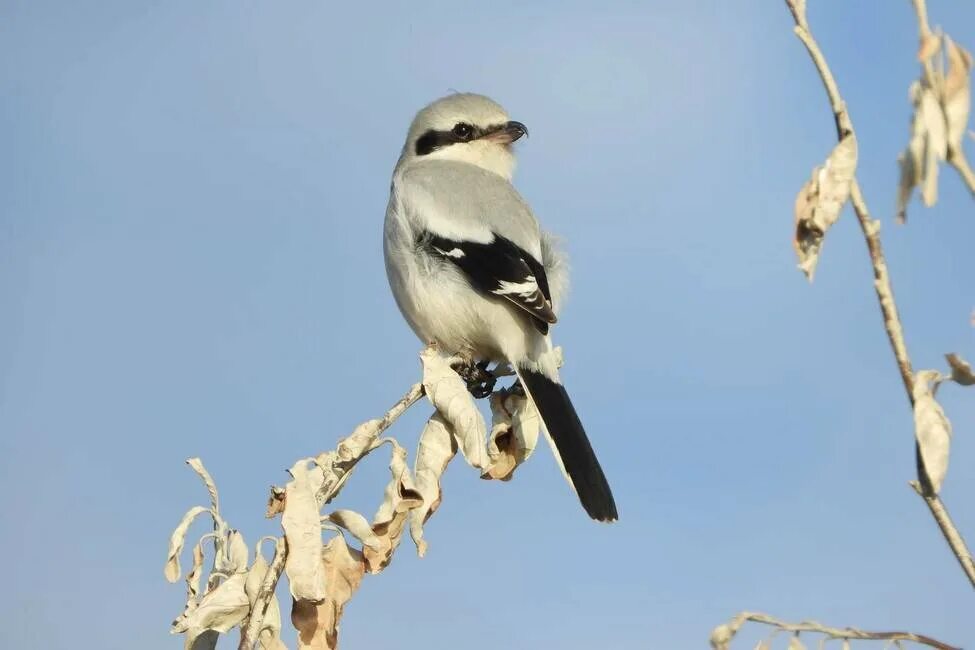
[452,359,498,399]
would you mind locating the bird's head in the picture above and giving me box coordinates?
[399,93,527,180]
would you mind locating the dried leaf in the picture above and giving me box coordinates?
[793,134,858,280]
[187,458,220,513]
[946,353,975,385]
[326,509,381,551]
[221,530,248,575]
[420,346,488,469]
[898,82,947,220]
[244,550,285,650]
[787,635,806,650]
[292,536,365,650]
[913,370,953,494]
[709,623,734,650]
[362,440,422,573]
[944,37,972,150]
[410,413,457,556]
[919,32,942,62]
[171,573,249,645]
[483,390,541,481]
[283,460,327,602]
[165,506,211,583]
[186,542,205,610]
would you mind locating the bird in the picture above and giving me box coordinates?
[383,93,617,522]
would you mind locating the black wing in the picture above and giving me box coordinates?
[424,232,556,333]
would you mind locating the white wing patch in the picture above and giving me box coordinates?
[433,247,465,259]
[494,277,539,298]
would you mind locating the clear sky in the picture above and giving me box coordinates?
[2,1,974,648]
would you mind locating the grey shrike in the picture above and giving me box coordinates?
[383,93,617,522]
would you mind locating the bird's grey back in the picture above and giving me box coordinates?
[395,159,542,258]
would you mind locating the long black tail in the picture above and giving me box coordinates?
[517,367,618,522]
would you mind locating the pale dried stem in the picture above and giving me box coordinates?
[784,0,975,590]
[911,481,975,585]
[717,611,959,650]
[239,537,287,650]
[910,0,975,199]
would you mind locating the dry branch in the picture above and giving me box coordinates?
[709,611,959,650]
[783,0,975,589]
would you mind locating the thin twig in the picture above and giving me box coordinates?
[910,0,975,199]
[784,0,975,589]
[711,611,959,650]
[912,481,975,585]
[239,537,287,650]
[265,381,426,516]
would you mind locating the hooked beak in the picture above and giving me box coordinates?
[481,120,529,145]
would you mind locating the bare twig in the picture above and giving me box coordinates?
[710,611,959,650]
[784,0,975,589]
[911,0,975,199]
[239,537,287,650]
[912,480,975,585]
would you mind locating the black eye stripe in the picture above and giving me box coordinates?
[414,122,510,156]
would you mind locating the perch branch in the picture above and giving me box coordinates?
[784,0,975,589]
[239,537,287,650]
[711,611,959,650]
[911,0,975,199]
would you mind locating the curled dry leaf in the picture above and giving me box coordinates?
[793,134,858,280]
[912,370,953,494]
[944,37,972,151]
[171,573,249,646]
[420,346,488,469]
[326,509,381,552]
[244,549,286,650]
[282,460,327,602]
[186,458,220,513]
[709,623,735,650]
[165,505,211,583]
[224,530,249,575]
[898,82,948,220]
[483,390,541,481]
[946,353,975,385]
[292,536,365,650]
[185,542,205,611]
[362,440,422,573]
[410,413,457,556]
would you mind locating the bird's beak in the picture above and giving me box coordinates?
[481,120,528,145]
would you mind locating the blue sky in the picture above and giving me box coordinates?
[2,1,974,648]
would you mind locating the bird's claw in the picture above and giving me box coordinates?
[453,359,498,399]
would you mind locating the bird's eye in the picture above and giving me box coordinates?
[452,123,473,140]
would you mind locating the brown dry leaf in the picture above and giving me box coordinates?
[420,346,488,469]
[944,37,972,150]
[482,390,541,481]
[362,440,422,573]
[410,413,457,556]
[171,573,249,647]
[912,370,953,494]
[793,134,858,280]
[165,506,211,583]
[292,536,365,650]
[282,460,327,602]
[946,353,975,385]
